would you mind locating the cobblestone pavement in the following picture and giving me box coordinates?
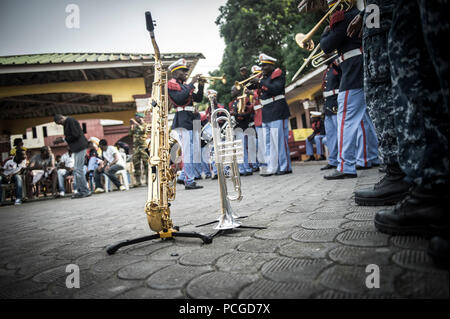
[0,162,448,299]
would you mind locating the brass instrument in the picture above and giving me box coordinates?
[199,75,227,85]
[208,92,244,229]
[291,44,338,82]
[106,12,212,255]
[234,72,261,91]
[295,0,343,51]
[235,72,261,113]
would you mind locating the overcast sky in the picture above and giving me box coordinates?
[0,0,227,75]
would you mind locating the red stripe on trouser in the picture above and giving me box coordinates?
[282,120,290,171]
[339,90,350,172]
[360,120,367,167]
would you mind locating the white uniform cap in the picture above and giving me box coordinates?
[251,65,262,73]
[89,137,100,145]
[310,111,322,117]
[259,53,277,65]
[168,58,188,72]
[206,89,217,97]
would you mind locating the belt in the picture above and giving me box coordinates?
[253,104,263,110]
[323,89,339,98]
[176,106,195,112]
[336,48,363,64]
[260,94,285,106]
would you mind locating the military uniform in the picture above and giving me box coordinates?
[305,112,326,159]
[256,54,292,176]
[320,4,379,178]
[322,62,341,168]
[129,113,150,186]
[168,59,204,187]
[230,95,254,175]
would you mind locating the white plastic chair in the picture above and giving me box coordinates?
[103,170,129,192]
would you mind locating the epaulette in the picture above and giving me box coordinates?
[168,78,181,91]
[271,68,283,80]
[330,10,345,29]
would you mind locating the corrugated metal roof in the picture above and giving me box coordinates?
[0,52,205,66]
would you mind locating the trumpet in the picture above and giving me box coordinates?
[234,72,261,91]
[208,93,244,229]
[199,75,227,85]
[295,0,343,51]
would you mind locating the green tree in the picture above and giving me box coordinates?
[209,0,324,104]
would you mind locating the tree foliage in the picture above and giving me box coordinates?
[208,0,324,105]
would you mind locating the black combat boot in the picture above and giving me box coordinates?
[374,185,449,237]
[428,236,449,270]
[354,163,411,206]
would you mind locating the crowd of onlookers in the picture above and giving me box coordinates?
[0,137,133,206]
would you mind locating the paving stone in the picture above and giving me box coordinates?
[261,257,333,283]
[179,248,233,266]
[92,255,143,273]
[328,246,394,266]
[314,290,401,299]
[115,287,184,299]
[117,260,175,280]
[146,264,213,289]
[215,252,276,273]
[123,240,173,256]
[279,241,338,259]
[74,277,142,299]
[391,249,447,273]
[32,264,68,284]
[147,245,201,261]
[345,211,377,221]
[340,220,377,232]
[301,219,347,230]
[285,205,317,214]
[253,227,295,240]
[308,210,349,220]
[239,278,321,299]
[0,280,47,298]
[318,264,403,294]
[394,271,449,299]
[186,272,258,299]
[390,236,429,250]
[336,230,390,247]
[237,239,285,253]
[291,228,344,243]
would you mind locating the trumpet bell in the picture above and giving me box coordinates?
[295,33,315,51]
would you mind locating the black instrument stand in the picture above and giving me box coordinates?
[195,216,267,239]
[106,226,213,255]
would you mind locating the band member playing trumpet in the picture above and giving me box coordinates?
[250,53,292,177]
[320,0,378,180]
[249,65,266,173]
[168,58,205,190]
[230,85,254,176]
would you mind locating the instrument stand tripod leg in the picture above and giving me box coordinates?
[208,224,267,239]
[106,227,213,255]
[195,216,249,228]
[106,234,161,255]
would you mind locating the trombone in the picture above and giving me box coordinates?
[291,0,342,81]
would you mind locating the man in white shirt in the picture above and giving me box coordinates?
[93,139,126,193]
[57,148,76,197]
[0,148,26,205]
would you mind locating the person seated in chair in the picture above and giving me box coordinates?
[93,139,126,193]
[57,148,76,197]
[26,146,58,198]
[0,148,27,205]
[304,112,326,162]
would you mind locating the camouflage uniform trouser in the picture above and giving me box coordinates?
[388,0,449,188]
[363,21,399,165]
[132,148,149,185]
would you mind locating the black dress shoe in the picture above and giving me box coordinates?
[246,172,253,176]
[318,155,326,161]
[72,192,91,199]
[275,171,287,175]
[428,236,449,269]
[212,175,218,180]
[185,183,204,190]
[304,156,316,162]
[374,186,449,237]
[324,171,357,180]
[378,165,387,173]
[204,175,211,179]
[356,165,371,170]
[177,179,185,185]
[260,173,273,177]
[286,170,293,174]
[320,164,337,171]
[354,164,411,206]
